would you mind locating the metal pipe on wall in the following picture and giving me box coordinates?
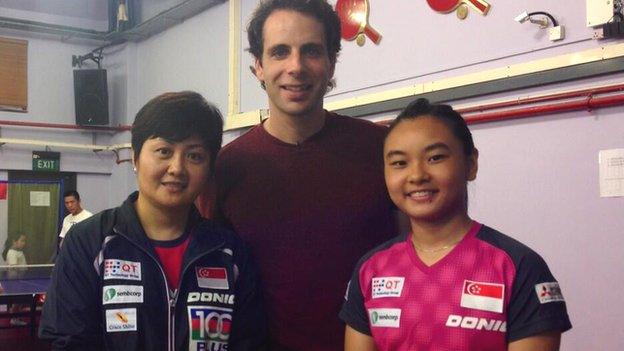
[378,83,624,125]
[464,92,624,125]
[458,83,624,115]
[0,119,130,132]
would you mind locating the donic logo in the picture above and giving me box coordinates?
[445,314,506,332]
[188,292,235,305]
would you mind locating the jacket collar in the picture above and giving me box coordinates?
[114,192,226,257]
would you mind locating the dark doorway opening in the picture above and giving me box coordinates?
[6,171,77,263]
[9,171,76,220]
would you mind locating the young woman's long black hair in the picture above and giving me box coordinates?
[2,232,23,261]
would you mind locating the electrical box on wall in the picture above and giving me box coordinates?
[587,0,614,26]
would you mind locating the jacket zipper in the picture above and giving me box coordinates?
[113,228,224,351]
[113,228,173,351]
[170,242,225,348]
[169,290,177,350]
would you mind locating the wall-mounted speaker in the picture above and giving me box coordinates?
[74,69,109,126]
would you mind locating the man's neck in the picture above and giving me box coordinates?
[71,209,83,216]
[263,107,327,145]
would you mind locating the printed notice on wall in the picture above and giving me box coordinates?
[599,149,624,197]
[30,191,51,206]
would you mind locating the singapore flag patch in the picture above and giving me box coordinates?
[196,267,229,290]
[460,280,505,313]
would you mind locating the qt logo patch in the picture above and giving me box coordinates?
[372,277,404,298]
[103,259,141,281]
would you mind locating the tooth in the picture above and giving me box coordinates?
[409,191,431,197]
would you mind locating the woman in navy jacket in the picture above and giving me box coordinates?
[40,91,266,351]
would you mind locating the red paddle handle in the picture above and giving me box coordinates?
[466,0,490,14]
[361,0,380,44]
[364,25,381,44]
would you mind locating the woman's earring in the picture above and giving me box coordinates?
[133,166,137,173]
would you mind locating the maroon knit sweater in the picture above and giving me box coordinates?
[210,112,397,350]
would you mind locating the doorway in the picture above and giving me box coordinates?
[5,171,77,264]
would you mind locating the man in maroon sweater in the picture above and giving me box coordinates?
[202,1,397,349]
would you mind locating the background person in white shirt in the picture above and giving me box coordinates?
[58,190,92,247]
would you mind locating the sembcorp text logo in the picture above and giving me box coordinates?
[102,285,144,305]
[371,311,398,323]
[104,288,141,301]
[368,308,401,328]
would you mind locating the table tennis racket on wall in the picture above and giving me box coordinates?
[336,0,381,45]
[427,0,490,15]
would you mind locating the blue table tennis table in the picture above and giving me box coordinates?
[0,265,53,337]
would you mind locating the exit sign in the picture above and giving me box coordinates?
[32,151,60,172]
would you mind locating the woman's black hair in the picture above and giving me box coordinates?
[2,232,24,261]
[388,98,475,156]
[131,91,224,175]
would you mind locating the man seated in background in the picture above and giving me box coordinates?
[58,190,92,247]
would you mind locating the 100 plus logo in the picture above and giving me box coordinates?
[188,306,232,351]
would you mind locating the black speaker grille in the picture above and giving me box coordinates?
[74,69,109,126]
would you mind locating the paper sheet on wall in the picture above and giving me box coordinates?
[599,149,624,197]
[30,191,51,206]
